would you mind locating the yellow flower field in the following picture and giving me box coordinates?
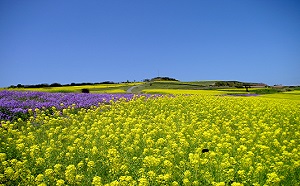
[261,90,300,101]
[1,95,300,185]
[5,83,141,93]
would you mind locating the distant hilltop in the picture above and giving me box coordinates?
[143,77,179,82]
[145,77,267,87]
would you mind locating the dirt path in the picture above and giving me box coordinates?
[126,85,139,93]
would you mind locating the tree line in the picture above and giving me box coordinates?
[9,81,117,89]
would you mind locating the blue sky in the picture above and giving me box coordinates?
[1,0,299,87]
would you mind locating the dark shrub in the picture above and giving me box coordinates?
[81,89,90,93]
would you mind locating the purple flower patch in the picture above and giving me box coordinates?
[0,90,158,121]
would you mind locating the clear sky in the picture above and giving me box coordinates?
[1,0,300,87]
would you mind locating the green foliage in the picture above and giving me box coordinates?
[150,77,179,81]
[215,81,241,87]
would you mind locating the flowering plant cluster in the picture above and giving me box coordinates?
[0,94,299,185]
[0,91,153,121]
